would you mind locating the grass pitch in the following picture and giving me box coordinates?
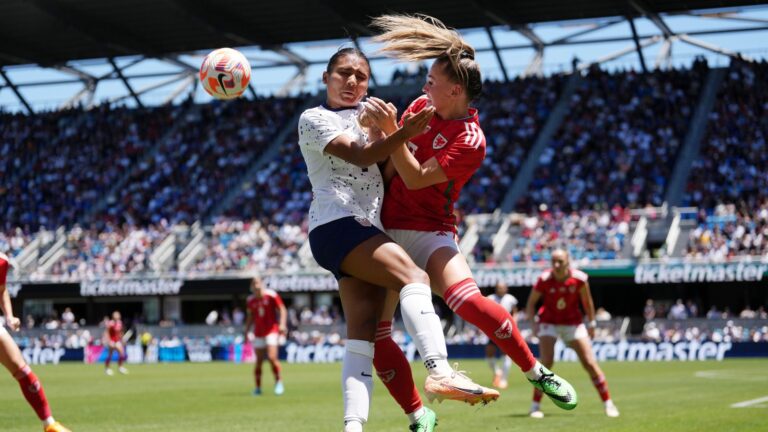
[2,359,766,431]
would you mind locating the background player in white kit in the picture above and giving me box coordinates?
[485,282,517,390]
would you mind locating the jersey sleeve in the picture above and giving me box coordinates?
[298,110,345,153]
[272,292,285,309]
[435,126,485,180]
[0,257,7,285]
[533,273,547,293]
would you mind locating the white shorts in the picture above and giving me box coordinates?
[387,229,459,269]
[253,332,279,349]
[538,323,588,342]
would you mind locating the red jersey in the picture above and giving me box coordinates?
[107,320,124,342]
[247,289,284,337]
[533,269,588,325]
[382,96,486,233]
[0,254,8,285]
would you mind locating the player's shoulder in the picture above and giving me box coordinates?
[406,95,430,113]
[264,289,281,299]
[538,269,553,282]
[570,268,589,283]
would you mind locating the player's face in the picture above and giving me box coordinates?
[112,311,121,321]
[323,54,370,108]
[551,252,569,277]
[422,61,462,114]
[251,278,264,296]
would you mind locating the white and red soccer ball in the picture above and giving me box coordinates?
[199,48,251,100]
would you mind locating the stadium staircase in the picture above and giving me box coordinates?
[204,95,323,220]
[499,72,583,213]
[664,67,727,207]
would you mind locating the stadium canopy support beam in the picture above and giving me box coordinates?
[547,18,625,45]
[485,27,509,82]
[163,74,197,105]
[627,16,649,73]
[654,37,674,69]
[0,69,33,114]
[578,35,662,71]
[629,0,675,38]
[61,80,96,110]
[682,11,768,26]
[109,72,194,105]
[276,67,308,98]
[677,34,754,62]
[108,57,143,108]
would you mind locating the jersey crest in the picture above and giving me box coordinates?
[432,133,448,149]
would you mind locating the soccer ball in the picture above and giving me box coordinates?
[199,48,251,100]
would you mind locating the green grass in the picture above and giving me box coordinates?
[2,359,766,431]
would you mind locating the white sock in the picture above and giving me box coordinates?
[43,417,55,427]
[407,406,426,424]
[531,402,540,412]
[605,399,615,407]
[399,283,451,376]
[486,357,497,374]
[524,361,544,381]
[501,356,512,380]
[343,340,374,429]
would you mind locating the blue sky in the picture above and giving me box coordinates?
[1,6,767,112]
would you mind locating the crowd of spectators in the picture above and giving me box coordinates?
[460,75,565,213]
[685,59,768,210]
[474,204,631,264]
[520,60,708,212]
[685,202,768,260]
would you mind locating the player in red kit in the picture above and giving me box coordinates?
[0,252,71,432]
[103,310,128,375]
[361,14,577,423]
[244,275,287,396]
[525,249,619,418]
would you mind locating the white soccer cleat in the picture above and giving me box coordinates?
[105,368,114,376]
[119,366,129,375]
[529,410,545,419]
[424,363,499,406]
[605,401,620,417]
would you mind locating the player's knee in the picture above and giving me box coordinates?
[401,265,429,287]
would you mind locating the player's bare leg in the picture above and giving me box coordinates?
[570,338,619,417]
[1,330,70,432]
[529,336,556,418]
[266,344,283,395]
[116,342,128,374]
[253,347,266,395]
[105,346,115,375]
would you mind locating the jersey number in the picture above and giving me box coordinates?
[556,298,567,310]
[407,141,418,156]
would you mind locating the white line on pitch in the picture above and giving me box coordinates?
[731,396,768,408]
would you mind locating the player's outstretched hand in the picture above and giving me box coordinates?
[401,107,435,138]
[362,97,398,134]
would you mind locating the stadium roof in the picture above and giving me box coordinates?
[0,0,764,67]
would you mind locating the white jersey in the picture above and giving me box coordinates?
[487,293,518,313]
[298,104,384,232]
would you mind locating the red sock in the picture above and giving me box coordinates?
[592,374,611,402]
[533,388,544,403]
[14,365,52,421]
[445,278,536,371]
[373,321,422,415]
[105,350,111,368]
[255,366,263,388]
[118,355,124,367]
[271,361,282,382]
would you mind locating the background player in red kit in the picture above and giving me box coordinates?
[361,14,577,426]
[244,275,287,396]
[0,252,71,432]
[103,310,128,375]
[525,249,619,418]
